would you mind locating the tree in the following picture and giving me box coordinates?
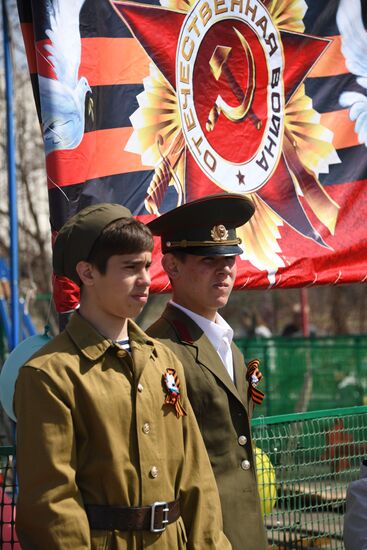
[0,2,55,334]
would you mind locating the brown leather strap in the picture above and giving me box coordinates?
[85,500,180,532]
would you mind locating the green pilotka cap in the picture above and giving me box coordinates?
[148,193,255,256]
[53,203,132,285]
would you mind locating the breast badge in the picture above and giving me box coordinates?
[246,359,265,405]
[162,368,187,418]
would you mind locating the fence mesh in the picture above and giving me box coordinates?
[253,406,367,549]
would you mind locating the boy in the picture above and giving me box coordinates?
[14,203,230,549]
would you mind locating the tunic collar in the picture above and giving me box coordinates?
[169,301,234,353]
[65,312,155,361]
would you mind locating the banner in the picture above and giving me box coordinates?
[18,0,367,311]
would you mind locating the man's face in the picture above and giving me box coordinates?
[88,251,152,321]
[170,254,237,320]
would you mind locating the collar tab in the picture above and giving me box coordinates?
[171,319,194,345]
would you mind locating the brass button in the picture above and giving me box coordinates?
[238,435,247,446]
[241,459,251,470]
[137,383,144,393]
[116,350,126,359]
[142,423,150,434]
[150,466,159,478]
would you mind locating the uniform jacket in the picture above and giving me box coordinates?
[14,312,230,550]
[147,304,267,550]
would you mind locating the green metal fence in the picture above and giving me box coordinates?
[236,335,367,417]
[253,406,367,549]
[1,406,366,548]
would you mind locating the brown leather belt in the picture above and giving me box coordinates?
[85,500,180,533]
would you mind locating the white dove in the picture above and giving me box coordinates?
[337,0,367,146]
[39,0,92,155]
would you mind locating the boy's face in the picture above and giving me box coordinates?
[87,251,152,321]
[170,254,237,320]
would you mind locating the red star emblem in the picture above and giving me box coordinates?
[111,0,336,248]
[237,170,245,185]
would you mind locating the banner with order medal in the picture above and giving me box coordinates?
[18,0,367,311]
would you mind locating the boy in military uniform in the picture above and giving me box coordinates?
[147,194,268,550]
[14,203,230,550]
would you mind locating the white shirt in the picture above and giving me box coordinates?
[170,301,234,381]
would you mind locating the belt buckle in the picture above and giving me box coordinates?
[150,501,169,533]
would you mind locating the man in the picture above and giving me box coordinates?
[14,203,230,549]
[147,194,268,550]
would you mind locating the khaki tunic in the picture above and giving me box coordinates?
[14,313,230,550]
[147,305,267,550]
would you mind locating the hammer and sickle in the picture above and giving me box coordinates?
[206,28,260,132]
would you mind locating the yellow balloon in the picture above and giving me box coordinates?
[254,446,277,515]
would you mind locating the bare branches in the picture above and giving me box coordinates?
[0,2,52,323]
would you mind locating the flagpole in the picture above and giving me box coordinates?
[2,0,20,350]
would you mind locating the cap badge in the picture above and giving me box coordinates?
[211,224,228,242]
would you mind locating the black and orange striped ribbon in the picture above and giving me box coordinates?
[246,359,265,406]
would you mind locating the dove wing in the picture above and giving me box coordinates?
[44,0,86,88]
[39,76,83,152]
[39,76,78,121]
[337,0,367,79]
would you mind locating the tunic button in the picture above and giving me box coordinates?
[142,423,150,434]
[137,383,144,393]
[238,435,247,446]
[150,466,159,478]
[241,459,251,470]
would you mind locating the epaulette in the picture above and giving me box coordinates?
[171,319,194,345]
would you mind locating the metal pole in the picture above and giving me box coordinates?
[2,0,20,350]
